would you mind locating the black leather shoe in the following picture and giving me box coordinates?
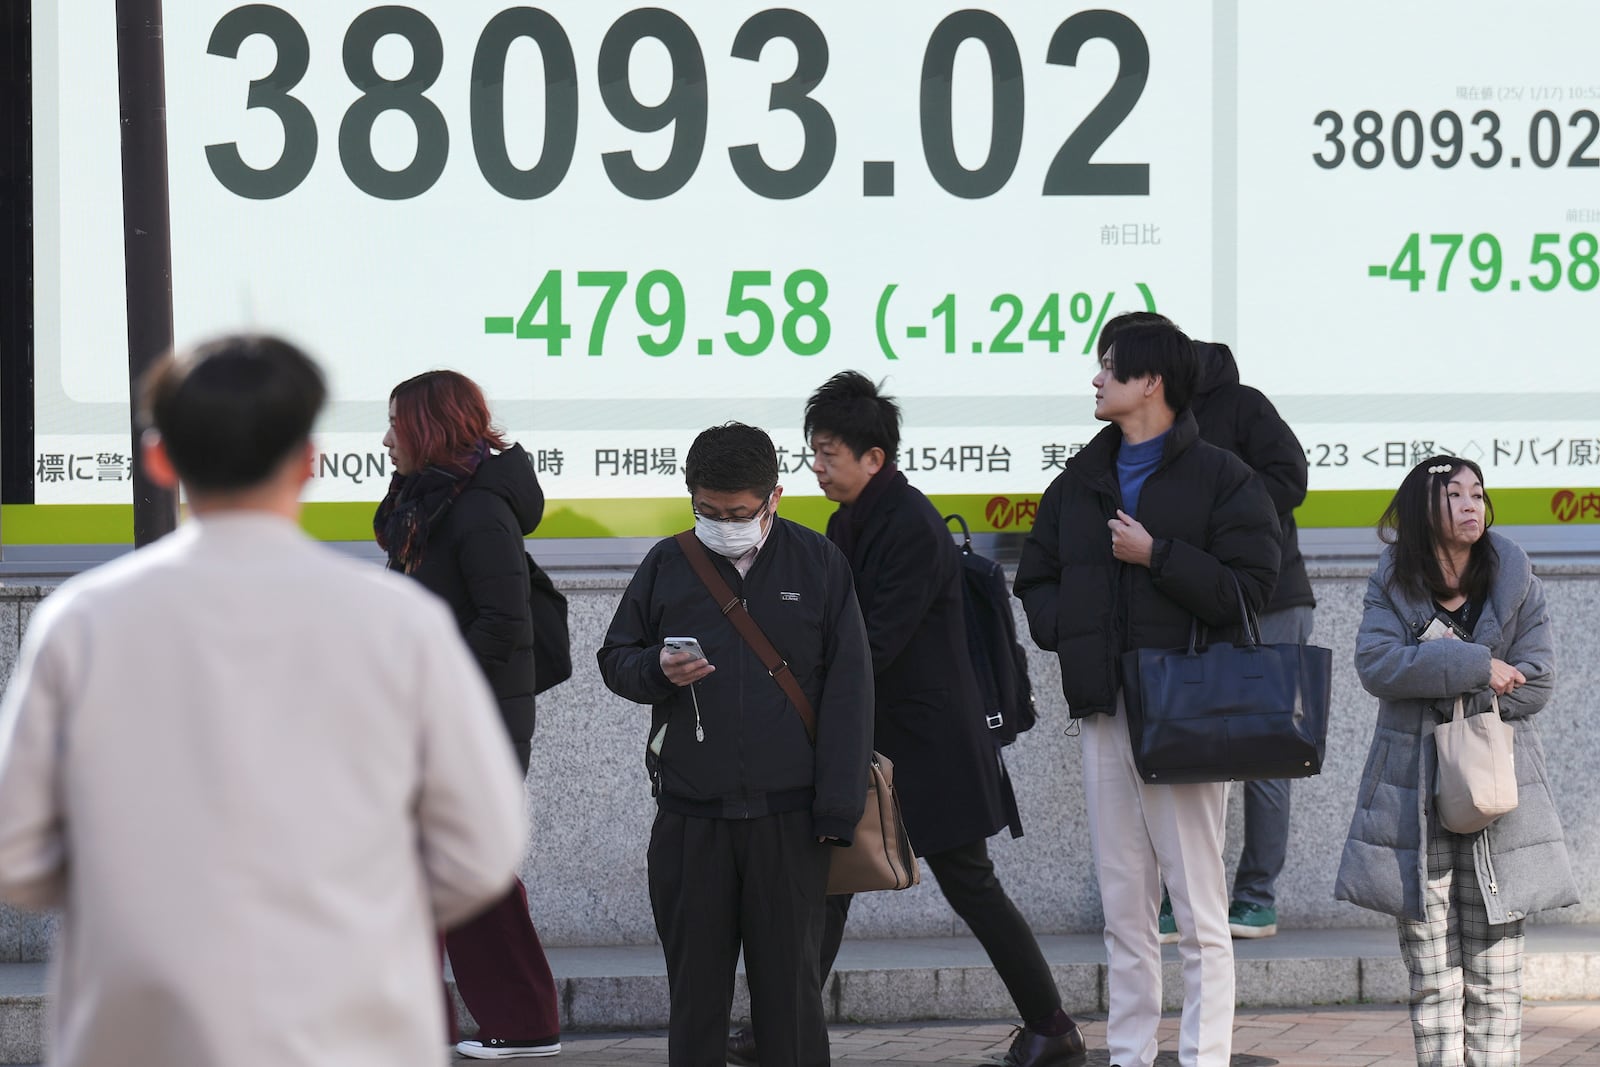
[726,1026,759,1066]
[1000,1021,1087,1067]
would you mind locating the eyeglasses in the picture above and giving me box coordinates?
[691,496,772,525]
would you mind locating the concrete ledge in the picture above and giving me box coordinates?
[0,911,53,967]
[2,927,1596,1062]
[0,1000,41,1067]
[0,965,45,1066]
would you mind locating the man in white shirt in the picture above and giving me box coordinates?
[0,334,529,1067]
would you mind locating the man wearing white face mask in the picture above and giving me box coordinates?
[598,422,874,1067]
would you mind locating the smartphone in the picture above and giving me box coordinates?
[663,637,706,661]
[1416,612,1467,643]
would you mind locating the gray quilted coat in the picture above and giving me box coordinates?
[1334,532,1579,924]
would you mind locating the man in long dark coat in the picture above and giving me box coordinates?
[724,372,1086,1067]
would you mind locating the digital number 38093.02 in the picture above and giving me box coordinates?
[204,5,1155,202]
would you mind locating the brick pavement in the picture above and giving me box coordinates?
[529,1002,1600,1066]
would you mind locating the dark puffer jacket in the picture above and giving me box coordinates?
[407,445,544,772]
[1013,410,1281,717]
[1190,342,1315,612]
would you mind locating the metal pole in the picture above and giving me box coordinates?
[0,0,35,553]
[115,0,177,546]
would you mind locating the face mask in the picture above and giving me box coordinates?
[694,499,770,559]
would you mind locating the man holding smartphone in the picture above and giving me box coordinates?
[598,422,874,1067]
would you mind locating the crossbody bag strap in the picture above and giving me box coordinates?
[673,530,817,741]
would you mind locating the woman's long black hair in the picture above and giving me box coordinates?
[1377,455,1499,604]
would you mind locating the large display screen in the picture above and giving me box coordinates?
[20,1,1600,542]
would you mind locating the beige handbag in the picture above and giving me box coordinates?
[826,752,918,895]
[1434,693,1518,834]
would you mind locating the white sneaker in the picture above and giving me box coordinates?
[455,1036,561,1059]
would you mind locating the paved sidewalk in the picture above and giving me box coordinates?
[536,1002,1600,1066]
[12,1002,1599,1065]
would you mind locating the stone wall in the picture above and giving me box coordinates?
[1,565,1595,958]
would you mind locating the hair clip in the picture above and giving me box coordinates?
[1427,464,1452,474]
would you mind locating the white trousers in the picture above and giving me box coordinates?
[1081,699,1234,1067]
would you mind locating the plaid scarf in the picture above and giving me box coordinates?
[373,442,489,574]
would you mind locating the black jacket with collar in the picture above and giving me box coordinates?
[826,471,1010,855]
[1191,342,1315,612]
[401,445,544,771]
[1014,409,1282,717]
[597,518,875,843]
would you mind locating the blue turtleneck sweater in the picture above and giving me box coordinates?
[1116,430,1169,517]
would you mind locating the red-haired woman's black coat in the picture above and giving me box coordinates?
[406,445,545,772]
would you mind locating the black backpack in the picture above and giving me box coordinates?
[526,551,572,695]
[944,514,1037,745]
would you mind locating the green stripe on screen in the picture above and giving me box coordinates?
[2,487,1595,545]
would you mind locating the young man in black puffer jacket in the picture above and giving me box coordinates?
[1015,322,1280,1067]
[1098,313,1314,943]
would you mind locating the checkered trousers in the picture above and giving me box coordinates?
[1397,815,1525,1066]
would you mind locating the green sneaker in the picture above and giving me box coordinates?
[1158,894,1179,945]
[1228,901,1278,939]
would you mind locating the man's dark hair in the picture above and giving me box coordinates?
[140,334,326,492]
[802,370,900,460]
[684,422,779,496]
[1105,322,1197,413]
[1096,311,1175,357]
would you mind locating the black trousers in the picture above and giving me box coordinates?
[821,837,1061,1023]
[649,808,832,1067]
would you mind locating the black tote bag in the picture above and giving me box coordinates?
[1119,580,1331,784]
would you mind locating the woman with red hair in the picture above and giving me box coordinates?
[375,370,560,1059]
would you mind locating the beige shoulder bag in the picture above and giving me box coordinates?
[1434,692,1518,834]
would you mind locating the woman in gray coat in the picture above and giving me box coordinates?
[1335,456,1578,1067]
